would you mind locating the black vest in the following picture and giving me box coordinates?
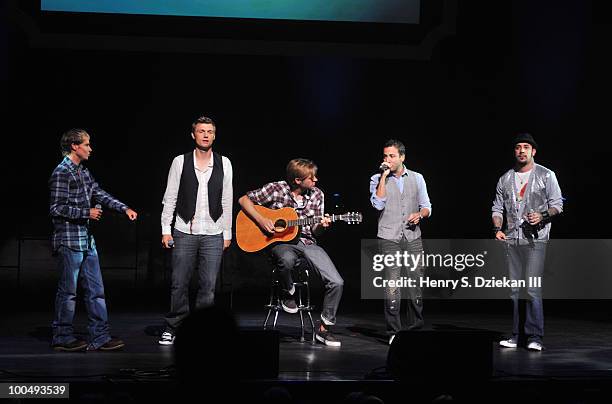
[176,151,224,224]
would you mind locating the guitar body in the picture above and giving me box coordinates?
[236,206,301,252]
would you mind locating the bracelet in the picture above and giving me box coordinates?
[493,226,502,235]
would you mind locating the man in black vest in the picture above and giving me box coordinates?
[159,116,233,345]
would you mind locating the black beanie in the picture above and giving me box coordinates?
[513,132,538,149]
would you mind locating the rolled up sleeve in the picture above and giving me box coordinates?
[369,174,386,211]
[491,177,505,220]
[546,171,564,214]
[415,173,432,217]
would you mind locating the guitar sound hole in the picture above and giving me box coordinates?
[274,219,287,232]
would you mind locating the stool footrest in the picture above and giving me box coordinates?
[264,268,315,343]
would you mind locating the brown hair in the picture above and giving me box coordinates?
[191,116,216,132]
[384,139,406,156]
[60,128,89,157]
[286,158,317,187]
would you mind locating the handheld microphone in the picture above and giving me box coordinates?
[379,163,390,173]
[90,204,103,229]
[168,240,175,248]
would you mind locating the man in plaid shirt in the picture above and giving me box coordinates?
[49,128,137,352]
[239,158,344,347]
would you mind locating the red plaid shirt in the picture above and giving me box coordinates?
[246,181,324,244]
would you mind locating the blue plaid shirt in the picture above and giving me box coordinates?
[49,156,128,252]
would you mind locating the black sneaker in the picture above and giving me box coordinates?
[316,329,341,347]
[88,338,125,351]
[280,293,298,314]
[52,339,87,352]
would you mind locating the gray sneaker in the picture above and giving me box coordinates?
[280,294,298,314]
[527,341,543,351]
[316,329,341,347]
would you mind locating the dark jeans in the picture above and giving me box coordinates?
[271,242,343,325]
[52,240,111,349]
[165,231,224,332]
[505,240,547,343]
[379,237,425,335]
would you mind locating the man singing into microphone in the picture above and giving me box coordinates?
[49,129,138,351]
[369,139,432,345]
[492,133,563,351]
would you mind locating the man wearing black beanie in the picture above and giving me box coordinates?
[491,133,563,351]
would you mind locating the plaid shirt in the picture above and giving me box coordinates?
[49,156,128,252]
[246,181,324,244]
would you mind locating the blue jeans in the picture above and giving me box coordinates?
[52,240,111,349]
[505,240,547,343]
[164,231,224,332]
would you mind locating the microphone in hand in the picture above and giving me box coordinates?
[379,163,390,173]
[91,204,103,221]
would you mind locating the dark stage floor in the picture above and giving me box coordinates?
[2,299,612,403]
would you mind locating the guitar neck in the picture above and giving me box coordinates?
[287,215,338,228]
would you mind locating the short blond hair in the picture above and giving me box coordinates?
[286,158,317,187]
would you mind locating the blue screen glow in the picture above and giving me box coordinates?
[41,0,420,24]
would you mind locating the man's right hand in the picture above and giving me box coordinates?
[495,231,507,240]
[257,217,276,234]
[380,162,391,178]
[161,234,174,248]
[89,208,103,220]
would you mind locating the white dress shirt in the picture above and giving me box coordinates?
[161,151,233,240]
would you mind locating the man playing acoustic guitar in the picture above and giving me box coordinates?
[238,158,344,347]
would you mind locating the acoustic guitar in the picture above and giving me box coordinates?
[236,205,362,252]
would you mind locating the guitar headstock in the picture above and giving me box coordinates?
[338,212,363,225]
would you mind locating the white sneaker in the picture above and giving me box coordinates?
[158,331,175,345]
[527,341,543,351]
[389,334,396,345]
[499,337,518,348]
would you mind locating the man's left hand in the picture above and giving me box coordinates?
[407,212,421,225]
[125,208,138,221]
[223,240,231,250]
[320,214,332,228]
[527,212,543,225]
